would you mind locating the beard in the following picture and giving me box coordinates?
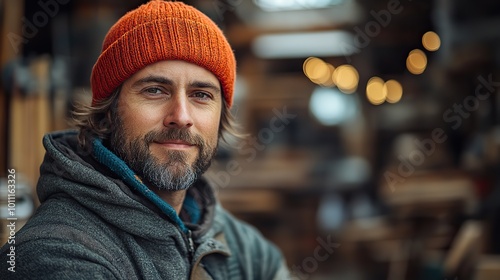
[108,111,217,191]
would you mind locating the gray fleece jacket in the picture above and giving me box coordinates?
[0,130,289,279]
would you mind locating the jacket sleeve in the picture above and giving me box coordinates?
[0,236,120,280]
[273,262,292,280]
[220,208,290,280]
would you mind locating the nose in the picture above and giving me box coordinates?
[163,95,193,129]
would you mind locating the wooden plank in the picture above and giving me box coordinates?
[31,56,52,205]
[0,0,24,178]
[444,220,484,275]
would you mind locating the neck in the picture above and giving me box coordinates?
[152,189,187,214]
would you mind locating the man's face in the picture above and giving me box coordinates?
[109,60,222,191]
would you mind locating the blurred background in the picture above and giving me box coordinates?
[1,0,500,279]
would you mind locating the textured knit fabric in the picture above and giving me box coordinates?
[91,0,236,107]
[0,131,288,279]
[91,137,189,234]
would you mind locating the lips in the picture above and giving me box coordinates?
[156,140,193,145]
[153,140,196,149]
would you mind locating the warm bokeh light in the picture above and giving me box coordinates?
[304,57,325,80]
[366,76,386,105]
[310,63,330,85]
[303,57,336,86]
[406,49,427,75]
[319,63,336,87]
[383,79,403,103]
[422,31,441,52]
[333,64,359,93]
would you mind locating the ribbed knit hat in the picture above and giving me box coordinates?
[90,0,236,107]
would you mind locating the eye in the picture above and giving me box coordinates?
[191,91,212,101]
[143,87,164,96]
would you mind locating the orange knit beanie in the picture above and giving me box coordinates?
[90,0,236,107]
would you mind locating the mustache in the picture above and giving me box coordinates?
[143,128,205,147]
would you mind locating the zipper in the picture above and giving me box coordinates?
[186,229,195,260]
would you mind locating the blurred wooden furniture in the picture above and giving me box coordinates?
[443,220,484,279]
[473,255,500,280]
[331,170,480,280]
[379,170,478,219]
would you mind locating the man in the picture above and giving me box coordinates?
[0,1,289,279]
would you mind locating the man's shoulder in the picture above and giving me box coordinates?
[0,226,120,280]
[25,194,97,227]
[0,197,126,279]
[9,195,114,248]
[214,204,283,259]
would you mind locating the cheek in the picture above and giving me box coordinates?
[196,114,220,145]
[118,103,163,139]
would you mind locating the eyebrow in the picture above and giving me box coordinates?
[131,76,173,88]
[190,81,221,95]
[131,75,221,94]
